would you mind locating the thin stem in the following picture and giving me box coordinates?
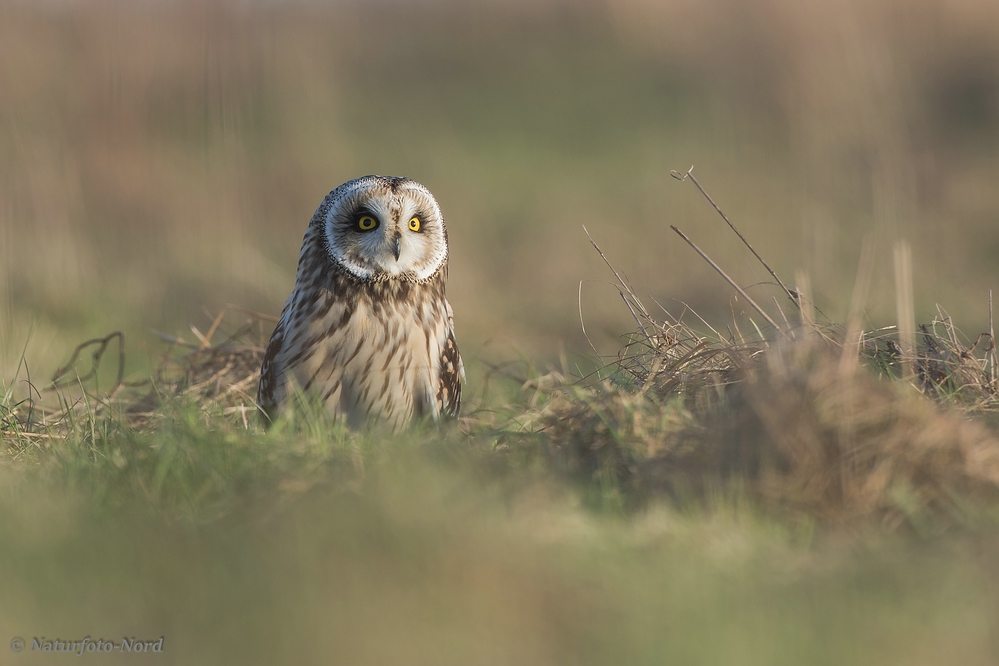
[670,225,781,332]
[673,166,799,309]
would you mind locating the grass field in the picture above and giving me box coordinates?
[4,0,999,663]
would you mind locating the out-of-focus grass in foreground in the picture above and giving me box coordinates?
[2,400,999,666]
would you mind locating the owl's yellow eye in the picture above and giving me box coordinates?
[408,216,421,232]
[356,215,378,231]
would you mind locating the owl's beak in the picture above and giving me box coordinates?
[391,234,402,261]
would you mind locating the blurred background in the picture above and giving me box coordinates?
[2,0,999,379]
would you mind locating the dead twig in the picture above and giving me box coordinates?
[670,225,781,332]
[50,331,125,393]
[671,166,798,309]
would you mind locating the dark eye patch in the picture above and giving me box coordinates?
[340,206,379,232]
[413,209,434,226]
[351,206,377,222]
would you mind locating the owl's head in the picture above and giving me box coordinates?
[318,175,448,282]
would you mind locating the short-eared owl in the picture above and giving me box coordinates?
[257,176,463,429]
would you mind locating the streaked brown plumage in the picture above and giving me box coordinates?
[258,176,463,429]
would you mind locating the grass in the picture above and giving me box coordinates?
[3,458,993,665]
[3,383,999,664]
[3,385,999,665]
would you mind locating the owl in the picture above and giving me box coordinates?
[257,175,463,429]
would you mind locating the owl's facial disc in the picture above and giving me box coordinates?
[322,176,448,282]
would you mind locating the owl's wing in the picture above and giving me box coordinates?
[436,303,464,420]
[256,313,288,424]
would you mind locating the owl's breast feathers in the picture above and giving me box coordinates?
[257,245,462,429]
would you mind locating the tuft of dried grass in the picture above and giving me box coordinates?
[531,336,999,527]
[2,306,268,440]
[692,338,999,525]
